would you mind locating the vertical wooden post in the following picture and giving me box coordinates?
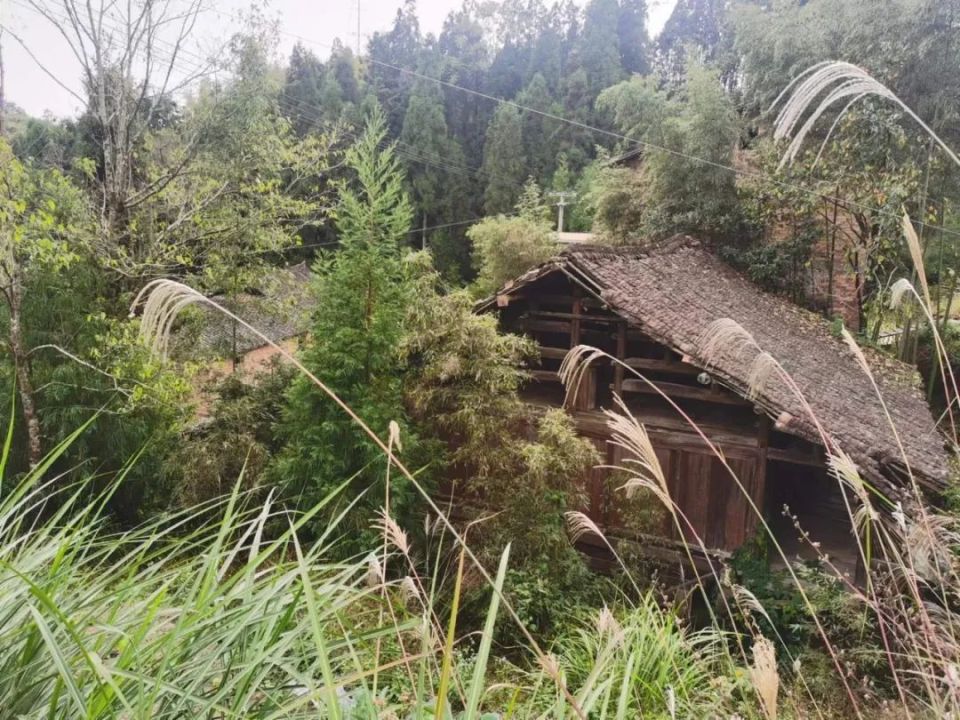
[754,414,770,535]
[614,321,626,398]
[569,288,596,410]
[570,290,582,348]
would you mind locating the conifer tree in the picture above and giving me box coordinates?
[481,104,527,215]
[618,0,651,76]
[400,76,463,234]
[283,44,325,135]
[578,0,624,95]
[273,110,422,546]
[368,0,422,136]
[516,73,557,183]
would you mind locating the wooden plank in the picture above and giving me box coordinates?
[527,311,619,324]
[755,415,770,529]
[678,452,713,544]
[706,457,731,549]
[721,457,756,550]
[529,401,823,468]
[623,357,702,375]
[538,345,570,360]
[618,379,752,407]
[570,294,582,347]
[528,369,561,383]
[766,447,822,467]
[527,293,607,309]
[588,437,607,522]
[614,322,626,397]
[573,367,597,410]
[521,319,610,340]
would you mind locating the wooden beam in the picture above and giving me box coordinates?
[614,321,626,397]
[766,447,823,467]
[754,415,770,538]
[622,357,701,376]
[525,293,607,309]
[519,319,611,340]
[570,292,582,348]
[528,369,561,383]
[538,345,570,360]
[617,379,752,407]
[527,310,619,324]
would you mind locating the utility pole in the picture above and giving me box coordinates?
[548,191,577,232]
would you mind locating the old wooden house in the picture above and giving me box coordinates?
[478,237,949,569]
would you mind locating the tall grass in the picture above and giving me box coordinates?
[553,60,960,719]
[0,439,755,718]
[18,64,956,718]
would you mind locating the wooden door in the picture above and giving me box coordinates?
[665,449,761,552]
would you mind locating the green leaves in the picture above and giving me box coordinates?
[274,111,422,549]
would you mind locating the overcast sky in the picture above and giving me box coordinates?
[2,0,677,118]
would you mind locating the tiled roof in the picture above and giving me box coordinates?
[190,262,315,357]
[482,238,950,496]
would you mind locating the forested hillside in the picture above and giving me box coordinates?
[3,0,960,716]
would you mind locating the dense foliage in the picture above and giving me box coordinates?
[272,111,425,548]
[4,0,960,715]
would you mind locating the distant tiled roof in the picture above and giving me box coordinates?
[189,262,315,357]
[557,232,596,245]
[607,147,644,167]
[480,238,950,496]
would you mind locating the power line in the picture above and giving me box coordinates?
[279,26,960,243]
[13,0,960,244]
[12,0,507,195]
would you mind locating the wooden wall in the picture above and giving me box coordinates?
[494,271,827,555]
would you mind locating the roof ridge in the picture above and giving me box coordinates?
[562,235,702,259]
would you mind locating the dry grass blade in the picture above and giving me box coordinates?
[750,636,780,720]
[746,352,778,401]
[560,345,610,405]
[603,396,672,510]
[698,318,760,368]
[827,451,869,508]
[733,584,774,629]
[565,510,604,544]
[902,212,932,308]
[365,554,383,588]
[595,605,622,640]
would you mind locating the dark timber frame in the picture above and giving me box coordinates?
[487,264,851,570]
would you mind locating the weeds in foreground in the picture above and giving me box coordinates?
[8,60,960,719]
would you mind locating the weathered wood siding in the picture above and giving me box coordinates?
[492,271,796,554]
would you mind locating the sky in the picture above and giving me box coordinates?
[2,0,677,118]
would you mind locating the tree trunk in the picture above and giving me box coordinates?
[9,273,41,468]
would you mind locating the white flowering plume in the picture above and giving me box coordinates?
[771,61,960,171]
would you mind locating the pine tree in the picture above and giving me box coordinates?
[481,104,527,215]
[400,76,461,233]
[578,0,624,95]
[516,176,552,223]
[516,73,557,183]
[618,0,651,75]
[283,44,325,135]
[657,0,726,82]
[368,0,422,136]
[273,110,422,546]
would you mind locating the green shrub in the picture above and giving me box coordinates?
[467,215,557,297]
[172,361,294,510]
